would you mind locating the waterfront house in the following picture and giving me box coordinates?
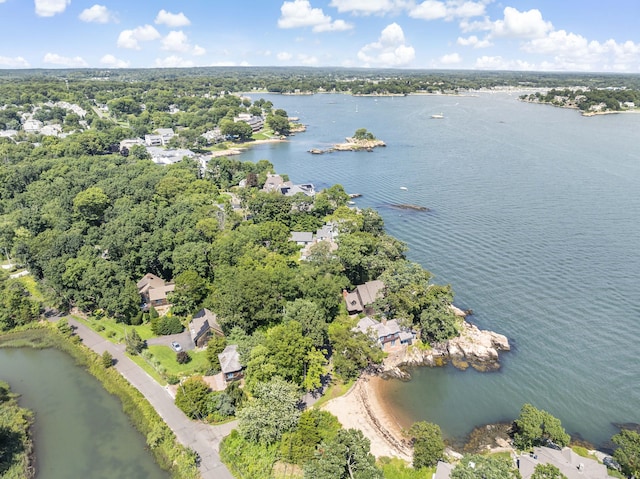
[218,345,243,382]
[262,173,316,197]
[344,280,385,315]
[137,273,174,309]
[189,308,224,348]
[354,316,413,351]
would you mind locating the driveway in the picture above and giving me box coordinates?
[146,329,196,351]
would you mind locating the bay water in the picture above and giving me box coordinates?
[240,91,640,447]
[0,348,169,479]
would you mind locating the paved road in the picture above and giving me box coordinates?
[66,317,236,479]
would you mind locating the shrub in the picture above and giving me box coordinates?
[101,350,113,368]
[176,351,191,364]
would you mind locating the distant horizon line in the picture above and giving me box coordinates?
[1,65,639,76]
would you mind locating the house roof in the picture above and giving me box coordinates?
[218,345,242,374]
[357,280,384,306]
[290,231,313,243]
[354,317,401,340]
[346,280,385,312]
[191,308,223,338]
[148,283,174,302]
[137,273,166,292]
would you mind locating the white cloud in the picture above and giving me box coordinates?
[162,31,190,52]
[161,31,207,56]
[35,0,70,17]
[357,23,415,67]
[490,7,552,39]
[297,53,318,65]
[523,31,640,72]
[117,25,161,50]
[457,35,492,48]
[440,52,462,64]
[0,56,30,68]
[409,0,487,21]
[155,56,194,68]
[409,1,446,20]
[100,54,130,68]
[329,0,408,15]
[278,0,353,33]
[474,55,534,70]
[43,53,88,67]
[79,4,115,23]
[278,51,293,61]
[155,9,191,28]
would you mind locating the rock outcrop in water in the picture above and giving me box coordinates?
[380,320,511,380]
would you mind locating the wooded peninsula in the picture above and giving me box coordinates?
[1,68,638,479]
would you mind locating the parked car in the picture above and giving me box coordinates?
[603,457,621,471]
[171,341,182,352]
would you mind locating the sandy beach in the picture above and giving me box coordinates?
[321,375,413,462]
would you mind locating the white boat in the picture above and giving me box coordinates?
[431,112,444,119]
[400,186,408,190]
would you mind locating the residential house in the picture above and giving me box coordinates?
[201,128,224,144]
[354,316,413,351]
[262,173,316,197]
[40,124,62,137]
[189,308,223,348]
[144,134,163,147]
[218,345,243,382]
[119,138,145,151]
[23,119,43,133]
[137,273,175,309]
[234,113,264,132]
[344,280,385,315]
[290,222,339,261]
[156,128,175,144]
[290,231,314,246]
[146,147,196,165]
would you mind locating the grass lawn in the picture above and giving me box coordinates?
[379,457,434,478]
[129,353,168,386]
[74,315,155,342]
[313,378,355,409]
[147,345,210,377]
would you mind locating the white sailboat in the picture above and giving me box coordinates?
[431,112,444,119]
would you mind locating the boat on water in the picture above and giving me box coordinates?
[400,186,408,190]
[431,112,444,119]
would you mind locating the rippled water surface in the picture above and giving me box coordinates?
[240,92,640,446]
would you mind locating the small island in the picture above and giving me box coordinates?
[309,128,386,154]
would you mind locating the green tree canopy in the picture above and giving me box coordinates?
[303,428,383,479]
[409,421,445,469]
[174,376,210,420]
[451,454,521,479]
[531,463,567,479]
[612,429,640,478]
[513,404,570,450]
[237,376,301,445]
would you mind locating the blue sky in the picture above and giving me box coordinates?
[1,0,639,72]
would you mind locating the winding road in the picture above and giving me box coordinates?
[65,316,236,479]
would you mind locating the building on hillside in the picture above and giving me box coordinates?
[146,147,196,165]
[189,308,224,348]
[344,280,385,315]
[137,273,175,310]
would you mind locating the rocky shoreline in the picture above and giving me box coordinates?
[380,319,511,380]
